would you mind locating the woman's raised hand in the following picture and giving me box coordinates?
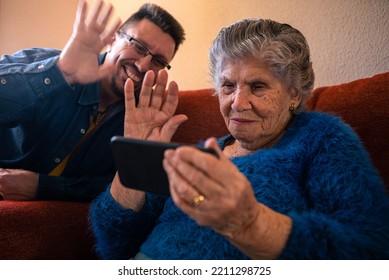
[123,70,188,142]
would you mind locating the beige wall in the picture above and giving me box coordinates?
[0,0,78,51]
[1,0,388,90]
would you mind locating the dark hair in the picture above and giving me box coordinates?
[209,19,314,113]
[121,3,185,55]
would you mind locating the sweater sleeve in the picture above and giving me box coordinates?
[89,186,167,259]
[279,115,389,259]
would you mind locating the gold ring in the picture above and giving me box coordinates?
[192,195,205,207]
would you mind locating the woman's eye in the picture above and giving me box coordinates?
[221,83,234,94]
[252,84,265,91]
[221,82,235,89]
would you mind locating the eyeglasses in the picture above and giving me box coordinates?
[118,31,171,70]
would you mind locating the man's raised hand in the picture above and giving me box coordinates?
[57,0,121,85]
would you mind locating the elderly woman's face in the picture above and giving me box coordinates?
[217,57,297,150]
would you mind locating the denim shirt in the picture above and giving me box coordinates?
[0,48,124,201]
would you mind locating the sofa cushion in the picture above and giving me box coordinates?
[307,72,389,189]
[0,201,97,259]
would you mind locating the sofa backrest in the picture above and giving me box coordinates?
[173,88,229,144]
[173,72,388,191]
[307,72,389,189]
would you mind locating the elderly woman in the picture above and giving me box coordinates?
[89,19,389,259]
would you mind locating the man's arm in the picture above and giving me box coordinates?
[37,173,114,201]
[0,169,113,201]
[0,49,69,126]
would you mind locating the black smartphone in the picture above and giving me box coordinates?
[110,136,218,195]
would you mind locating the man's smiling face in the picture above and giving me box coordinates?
[104,18,176,97]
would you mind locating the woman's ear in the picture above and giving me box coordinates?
[290,88,303,108]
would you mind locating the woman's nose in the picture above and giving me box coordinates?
[231,89,251,111]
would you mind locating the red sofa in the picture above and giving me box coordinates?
[0,72,388,259]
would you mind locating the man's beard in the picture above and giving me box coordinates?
[110,76,124,99]
[110,76,140,104]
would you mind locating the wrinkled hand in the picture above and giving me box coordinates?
[163,137,259,237]
[163,138,293,259]
[57,0,121,85]
[123,70,188,142]
[0,168,38,200]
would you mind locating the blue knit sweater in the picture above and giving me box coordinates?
[89,112,389,259]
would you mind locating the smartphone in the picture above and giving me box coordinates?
[110,136,218,195]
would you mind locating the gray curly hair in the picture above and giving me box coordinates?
[209,19,314,113]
